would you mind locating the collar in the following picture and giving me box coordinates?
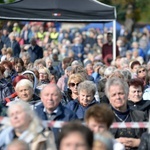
[43,107,58,114]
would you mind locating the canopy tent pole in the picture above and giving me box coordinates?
[113,20,116,61]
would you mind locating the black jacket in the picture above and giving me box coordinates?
[0,78,14,105]
[128,99,150,118]
[138,132,150,150]
[110,109,147,150]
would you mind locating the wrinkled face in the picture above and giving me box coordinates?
[41,86,61,112]
[128,85,142,102]
[69,80,80,94]
[87,117,108,133]
[60,132,88,150]
[9,105,31,130]
[137,68,146,78]
[78,90,94,107]
[15,63,23,73]
[16,86,33,101]
[109,85,127,111]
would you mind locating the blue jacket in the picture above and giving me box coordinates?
[34,102,77,146]
[66,99,99,120]
[34,102,77,121]
[7,40,21,58]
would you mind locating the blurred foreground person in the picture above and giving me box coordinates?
[85,104,124,150]
[58,122,93,150]
[6,140,30,150]
[0,101,56,150]
[93,131,113,150]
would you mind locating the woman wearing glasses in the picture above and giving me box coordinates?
[136,66,148,87]
[62,73,85,105]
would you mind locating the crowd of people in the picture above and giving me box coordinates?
[0,21,150,150]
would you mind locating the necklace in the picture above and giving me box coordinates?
[114,112,129,122]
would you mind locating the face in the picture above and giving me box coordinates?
[109,85,127,111]
[15,63,23,73]
[78,90,94,107]
[87,117,108,133]
[60,132,89,150]
[16,86,33,101]
[132,64,140,73]
[107,34,112,42]
[46,60,53,68]
[9,105,31,131]
[128,85,142,102]
[41,86,61,113]
[69,80,80,94]
[22,57,30,65]
[137,68,146,78]
[39,72,48,81]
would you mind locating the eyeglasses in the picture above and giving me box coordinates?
[138,69,146,73]
[69,82,79,87]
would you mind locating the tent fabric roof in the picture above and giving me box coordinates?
[0,0,116,22]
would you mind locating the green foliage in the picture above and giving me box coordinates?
[98,0,150,23]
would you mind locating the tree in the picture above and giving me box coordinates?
[99,0,150,32]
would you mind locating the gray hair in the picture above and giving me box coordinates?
[7,101,35,125]
[7,101,43,135]
[21,52,30,59]
[121,69,132,82]
[104,66,116,78]
[105,77,129,99]
[40,84,62,97]
[15,79,33,91]
[78,80,96,96]
[94,132,113,150]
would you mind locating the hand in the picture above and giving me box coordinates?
[116,137,140,148]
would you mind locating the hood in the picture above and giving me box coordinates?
[22,70,38,90]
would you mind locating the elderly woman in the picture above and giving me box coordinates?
[66,80,99,120]
[128,78,150,118]
[7,79,40,108]
[0,101,56,150]
[105,77,147,150]
[36,67,51,90]
[62,73,85,105]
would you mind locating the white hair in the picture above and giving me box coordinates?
[15,79,33,91]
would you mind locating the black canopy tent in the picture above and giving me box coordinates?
[0,0,117,59]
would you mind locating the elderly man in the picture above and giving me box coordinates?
[7,79,40,108]
[35,84,77,121]
[105,77,147,150]
[34,84,77,146]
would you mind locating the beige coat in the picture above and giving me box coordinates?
[30,129,57,150]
